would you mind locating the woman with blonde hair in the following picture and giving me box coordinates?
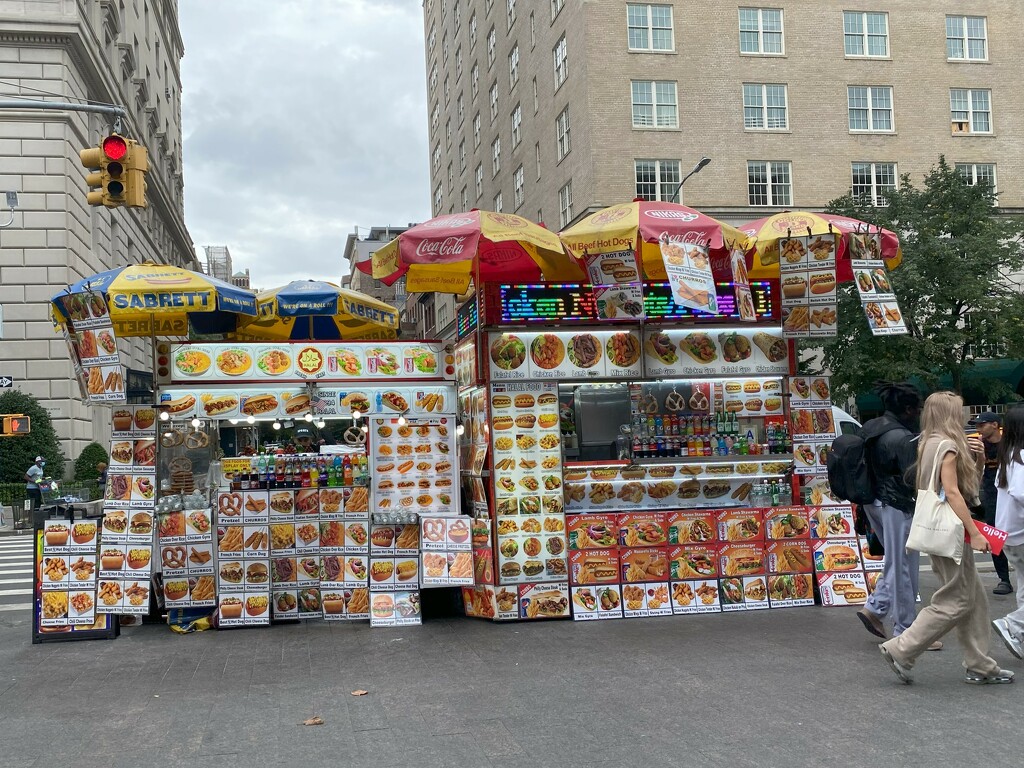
[880,391,1014,685]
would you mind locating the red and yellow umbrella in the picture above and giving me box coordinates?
[364,210,584,293]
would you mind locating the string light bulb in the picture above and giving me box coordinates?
[361,424,369,433]
[316,420,326,429]
[456,423,465,436]
[272,421,281,430]
[159,411,170,422]
[246,415,256,425]
[228,418,238,425]
[397,414,407,426]
[190,418,201,428]
[304,413,313,422]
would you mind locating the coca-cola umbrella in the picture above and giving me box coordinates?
[558,200,751,282]
[361,210,585,293]
[740,211,902,282]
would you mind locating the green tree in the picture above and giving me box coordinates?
[0,390,67,482]
[73,442,108,489]
[808,157,1024,404]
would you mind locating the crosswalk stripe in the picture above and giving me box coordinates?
[0,578,32,585]
[0,603,31,612]
[0,588,33,596]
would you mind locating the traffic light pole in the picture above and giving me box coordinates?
[0,100,127,120]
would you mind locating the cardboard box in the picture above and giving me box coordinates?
[569,548,619,585]
[620,547,669,583]
[717,509,764,543]
[763,506,812,540]
[859,536,884,571]
[671,579,722,615]
[618,512,667,547]
[818,571,869,606]
[519,582,570,619]
[666,510,717,545]
[566,514,618,549]
[809,505,856,538]
[667,544,720,580]
[719,543,766,577]
[765,540,814,574]
[812,538,862,573]
[767,573,816,608]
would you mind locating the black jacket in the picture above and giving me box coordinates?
[861,412,918,515]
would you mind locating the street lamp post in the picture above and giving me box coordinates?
[669,156,712,204]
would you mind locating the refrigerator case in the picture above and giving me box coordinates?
[573,385,632,462]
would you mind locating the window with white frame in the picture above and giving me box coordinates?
[447,162,454,191]
[553,35,568,89]
[513,165,525,208]
[955,162,997,196]
[494,190,503,213]
[946,16,987,61]
[632,80,678,128]
[551,0,564,20]
[635,159,681,201]
[485,0,493,14]
[472,62,479,98]
[431,102,439,133]
[739,8,784,55]
[487,27,496,66]
[444,75,450,105]
[454,2,461,29]
[457,93,465,124]
[492,136,501,175]
[445,118,452,147]
[459,139,467,172]
[509,44,520,88]
[470,13,477,47]
[430,63,438,94]
[473,112,481,147]
[490,82,499,120]
[475,163,484,198]
[535,142,541,179]
[434,183,443,214]
[556,106,571,160]
[747,160,792,206]
[559,180,573,227]
[530,11,536,48]
[950,88,991,134]
[455,46,463,79]
[432,144,441,172]
[843,11,888,57]
[532,77,539,113]
[428,23,436,53]
[848,86,893,132]
[743,83,788,129]
[507,0,516,29]
[511,104,522,146]
[443,34,449,65]
[461,186,469,211]
[627,4,674,51]
[851,162,896,206]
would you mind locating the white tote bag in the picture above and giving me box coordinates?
[906,439,965,564]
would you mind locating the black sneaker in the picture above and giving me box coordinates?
[994,581,1013,595]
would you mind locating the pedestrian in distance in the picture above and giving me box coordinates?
[24,456,45,510]
[973,412,1013,595]
[856,383,936,646]
[880,391,1013,685]
[991,405,1024,660]
[96,462,107,495]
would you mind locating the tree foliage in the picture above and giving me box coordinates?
[0,390,67,482]
[74,442,108,487]
[806,157,1024,404]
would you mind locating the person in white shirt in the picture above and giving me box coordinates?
[992,405,1024,659]
[24,456,45,509]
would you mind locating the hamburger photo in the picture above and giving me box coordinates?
[129,512,152,535]
[500,561,522,578]
[372,594,395,618]
[246,562,269,584]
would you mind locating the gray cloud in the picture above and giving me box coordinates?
[180,0,429,288]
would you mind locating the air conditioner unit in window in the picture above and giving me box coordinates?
[952,121,969,134]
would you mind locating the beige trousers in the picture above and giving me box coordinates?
[881,546,1001,675]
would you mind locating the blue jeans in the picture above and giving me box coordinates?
[864,502,920,635]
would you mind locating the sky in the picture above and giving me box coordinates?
[178,1,430,288]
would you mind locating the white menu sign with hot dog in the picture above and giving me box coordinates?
[488,330,642,382]
[642,327,789,377]
[852,258,908,336]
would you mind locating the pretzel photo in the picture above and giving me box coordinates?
[219,492,243,517]
[161,545,187,569]
[185,431,209,450]
[161,430,184,448]
[422,518,445,542]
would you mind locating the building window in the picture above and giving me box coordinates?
[950,88,991,134]
[492,136,501,176]
[471,63,480,99]
[470,13,477,47]
[530,11,536,48]
[514,165,525,209]
[487,27,496,66]
[428,23,436,53]
[509,44,520,88]
[843,11,888,57]
[946,15,987,61]
[559,181,573,227]
[955,162,996,194]
[473,112,481,147]
[535,142,542,179]
[444,75,450,105]
[442,34,449,65]
[743,83,788,130]
[551,0,564,21]
[455,46,463,79]
[431,102,439,133]
[747,160,792,206]
[490,82,499,120]
[432,144,441,172]
[851,162,897,206]
[556,106,571,160]
[553,35,568,89]
[635,159,681,201]
[847,86,893,132]
[627,4,674,52]
[533,77,539,113]
[430,63,438,94]
[511,104,522,147]
[631,80,678,128]
[494,191,503,212]
[434,183,443,214]
[461,186,469,210]
[445,118,452,148]
[453,2,461,30]
[447,162,454,191]
[739,8,784,55]
[457,93,465,124]
[475,164,484,199]
[459,140,466,172]
[507,0,516,29]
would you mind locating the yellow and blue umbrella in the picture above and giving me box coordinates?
[237,280,399,341]
[51,262,257,337]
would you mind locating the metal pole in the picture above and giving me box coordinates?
[0,100,128,119]
[669,157,712,204]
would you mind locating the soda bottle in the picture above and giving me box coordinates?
[343,455,353,486]
[308,458,319,487]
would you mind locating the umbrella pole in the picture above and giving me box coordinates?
[309,315,314,340]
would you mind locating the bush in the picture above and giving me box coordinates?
[0,483,27,508]
[0,390,66,482]
[74,442,108,488]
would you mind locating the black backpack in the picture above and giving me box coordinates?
[827,433,877,505]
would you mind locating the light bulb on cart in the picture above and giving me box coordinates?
[272,421,281,430]
[159,411,169,422]
[397,415,407,426]
[246,415,256,425]
[304,413,313,422]
[316,420,326,429]
[190,418,201,428]
[361,424,369,433]
[228,418,238,425]
[456,423,465,436]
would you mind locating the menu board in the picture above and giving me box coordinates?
[60,326,89,399]
[490,382,568,585]
[159,506,215,610]
[487,329,643,381]
[730,247,757,323]
[778,235,838,339]
[165,342,450,383]
[584,250,645,321]
[454,338,479,390]
[370,417,457,515]
[39,517,99,627]
[641,327,789,378]
[518,582,571,619]
[419,515,474,587]
[661,239,717,315]
[852,254,908,336]
[213,486,273,627]
[60,293,127,403]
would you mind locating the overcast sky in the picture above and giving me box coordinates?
[179,1,430,288]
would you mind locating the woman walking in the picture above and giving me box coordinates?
[880,391,1014,685]
[992,405,1024,659]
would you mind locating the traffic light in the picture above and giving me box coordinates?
[79,134,129,207]
[0,414,30,436]
[123,141,148,208]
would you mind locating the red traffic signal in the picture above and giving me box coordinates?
[102,135,128,162]
[0,414,30,435]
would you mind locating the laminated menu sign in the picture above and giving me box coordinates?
[370,417,457,515]
[730,247,757,322]
[671,579,721,615]
[779,236,838,339]
[642,327,789,377]
[215,486,272,627]
[419,516,474,587]
[40,518,99,627]
[584,249,644,321]
[851,257,907,336]
[660,237,717,314]
[790,407,837,442]
[370,591,422,627]
[487,330,642,381]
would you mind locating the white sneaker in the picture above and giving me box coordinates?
[992,618,1024,660]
